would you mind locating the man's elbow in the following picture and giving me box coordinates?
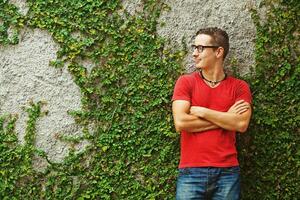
[237,121,249,133]
[174,120,185,132]
[174,121,183,132]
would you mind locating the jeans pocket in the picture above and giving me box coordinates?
[178,168,191,176]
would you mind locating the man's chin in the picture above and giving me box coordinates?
[195,64,203,69]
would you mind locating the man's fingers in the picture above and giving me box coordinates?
[236,104,250,114]
[230,100,245,109]
[233,100,249,108]
[229,100,250,114]
[234,103,249,110]
[236,108,249,114]
[232,100,246,107]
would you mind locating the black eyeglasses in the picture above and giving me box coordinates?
[191,45,219,53]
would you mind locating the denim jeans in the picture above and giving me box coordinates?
[176,167,240,200]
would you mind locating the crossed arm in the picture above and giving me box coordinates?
[172,100,252,133]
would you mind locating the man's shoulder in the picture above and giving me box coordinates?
[177,71,198,81]
[226,76,249,86]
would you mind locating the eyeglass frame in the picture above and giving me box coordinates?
[191,44,219,53]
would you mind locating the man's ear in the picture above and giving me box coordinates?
[215,47,224,59]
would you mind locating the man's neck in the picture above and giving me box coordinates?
[201,64,225,82]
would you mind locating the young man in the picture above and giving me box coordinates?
[172,27,252,199]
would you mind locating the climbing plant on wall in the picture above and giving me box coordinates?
[0,0,24,44]
[1,0,184,199]
[239,0,300,199]
[0,0,299,199]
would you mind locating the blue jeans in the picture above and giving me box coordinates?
[176,167,240,200]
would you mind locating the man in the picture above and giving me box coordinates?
[172,27,252,199]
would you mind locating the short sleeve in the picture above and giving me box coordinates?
[235,80,252,104]
[172,75,192,102]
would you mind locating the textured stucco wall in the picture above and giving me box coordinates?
[0,28,87,166]
[157,0,259,73]
[1,0,260,166]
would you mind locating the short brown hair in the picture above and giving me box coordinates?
[196,27,229,59]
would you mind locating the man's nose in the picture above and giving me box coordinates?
[192,49,199,57]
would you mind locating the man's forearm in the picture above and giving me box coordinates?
[174,113,219,133]
[172,100,220,133]
[191,107,251,132]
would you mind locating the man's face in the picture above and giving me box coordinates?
[192,34,218,69]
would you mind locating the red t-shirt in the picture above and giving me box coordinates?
[172,71,252,168]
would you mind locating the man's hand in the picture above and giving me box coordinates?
[228,100,250,114]
[190,106,206,118]
[172,100,219,133]
[189,99,252,132]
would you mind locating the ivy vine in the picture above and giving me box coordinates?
[239,0,300,199]
[0,0,299,199]
[1,0,184,199]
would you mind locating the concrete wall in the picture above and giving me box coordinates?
[0,0,260,165]
[0,28,86,166]
[157,0,259,73]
